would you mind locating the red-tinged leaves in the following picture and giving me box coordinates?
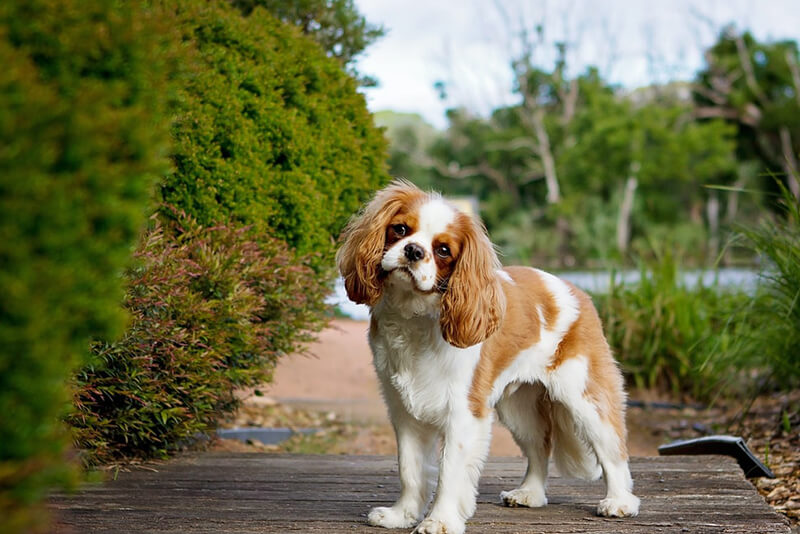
[68,211,329,465]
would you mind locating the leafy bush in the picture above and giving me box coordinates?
[0,1,172,531]
[69,212,328,465]
[595,250,751,400]
[161,0,388,262]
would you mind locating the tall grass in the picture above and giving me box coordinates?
[595,250,750,400]
[736,181,800,391]
[597,179,800,401]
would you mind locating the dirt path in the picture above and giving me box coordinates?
[266,319,663,457]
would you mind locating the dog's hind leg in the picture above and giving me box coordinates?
[495,382,552,508]
[546,356,640,518]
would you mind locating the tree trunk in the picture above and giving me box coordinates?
[616,175,638,254]
[725,177,746,223]
[707,191,720,262]
[779,126,800,199]
[532,108,561,204]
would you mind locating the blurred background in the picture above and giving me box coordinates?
[357,0,799,269]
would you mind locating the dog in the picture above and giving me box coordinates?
[336,181,639,534]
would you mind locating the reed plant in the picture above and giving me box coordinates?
[596,249,750,400]
[735,180,800,391]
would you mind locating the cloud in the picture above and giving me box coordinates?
[355,0,800,129]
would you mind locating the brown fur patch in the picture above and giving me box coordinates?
[386,210,420,248]
[336,180,428,305]
[548,283,629,458]
[439,212,505,348]
[467,267,558,418]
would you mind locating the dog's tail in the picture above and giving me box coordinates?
[550,402,602,480]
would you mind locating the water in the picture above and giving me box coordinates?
[328,269,761,320]
[557,268,760,294]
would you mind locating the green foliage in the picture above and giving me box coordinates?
[69,213,328,465]
[232,0,385,85]
[695,28,800,196]
[161,0,388,261]
[0,0,172,530]
[597,184,800,400]
[737,181,800,390]
[374,111,440,188]
[423,71,736,266]
[595,250,750,400]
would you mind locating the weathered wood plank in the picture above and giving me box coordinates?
[50,454,790,534]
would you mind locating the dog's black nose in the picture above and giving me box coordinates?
[404,243,425,262]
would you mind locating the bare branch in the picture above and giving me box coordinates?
[692,106,759,127]
[691,83,728,106]
[734,32,768,107]
[562,79,579,124]
[485,137,540,153]
[531,108,560,204]
[785,49,800,107]
[616,175,638,254]
[779,127,800,198]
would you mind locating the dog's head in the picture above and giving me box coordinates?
[336,180,506,347]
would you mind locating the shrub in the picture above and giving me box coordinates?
[161,0,389,262]
[595,250,751,400]
[68,212,328,465]
[0,1,172,531]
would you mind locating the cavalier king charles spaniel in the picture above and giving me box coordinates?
[336,181,639,534]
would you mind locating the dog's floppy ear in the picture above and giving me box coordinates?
[336,181,423,306]
[440,214,506,348]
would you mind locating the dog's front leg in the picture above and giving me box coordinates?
[369,394,438,529]
[414,414,492,534]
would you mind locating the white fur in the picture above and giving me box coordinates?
[356,200,638,534]
[369,283,488,534]
[381,197,455,293]
[496,269,514,284]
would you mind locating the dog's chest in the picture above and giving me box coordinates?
[370,316,479,425]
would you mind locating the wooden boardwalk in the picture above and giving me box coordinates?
[51,453,790,533]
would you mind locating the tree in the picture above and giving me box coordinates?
[694,28,800,199]
[160,0,389,264]
[0,1,173,531]
[231,0,384,85]
[426,57,736,266]
[374,111,441,188]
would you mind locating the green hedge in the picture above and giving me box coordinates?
[65,0,389,466]
[162,0,389,261]
[69,212,328,465]
[0,1,172,531]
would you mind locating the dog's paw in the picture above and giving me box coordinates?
[367,506,418,529]
[597,493,640,517]
[500,488,547,508]
[412,517,463,534]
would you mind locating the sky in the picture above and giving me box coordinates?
[354,0,800,129]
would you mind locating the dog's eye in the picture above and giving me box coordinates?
[392,224,408,237]
[435,244,451,258]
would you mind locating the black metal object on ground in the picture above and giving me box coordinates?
[658,434,775,478]
[216,427,317,445]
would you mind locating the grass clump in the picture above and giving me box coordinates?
[68,212,328,465]
[598,182,800,401]
[596,250,750,400]
[737,181,800,391]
